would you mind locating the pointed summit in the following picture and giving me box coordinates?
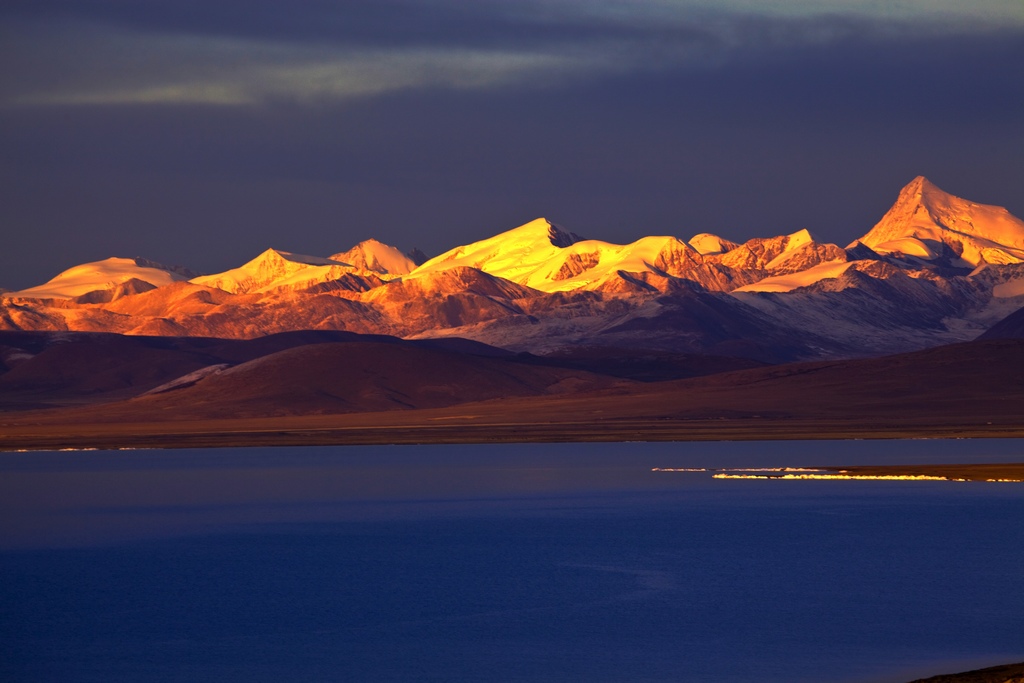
[896,176,965,217]
[473,217,583,249]
[190,249,351,294]
[902,175,932,195]
[856,176,1024,266]
[785,228,815,251]
[331,239,417,275]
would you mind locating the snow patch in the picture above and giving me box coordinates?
[785,228,814,252]
[871,237,939,260]
[993,278,1024,298]
[688,233,731,255]
[733,260,855,293]
[1,350,34,364]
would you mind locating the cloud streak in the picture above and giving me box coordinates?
[8,41,584,106]
[3,1,1022,107]
[3,1,1021,45]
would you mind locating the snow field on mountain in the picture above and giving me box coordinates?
[10,257,189,299]
[733,261,856,293]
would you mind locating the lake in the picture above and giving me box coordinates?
[1,440,1023,683]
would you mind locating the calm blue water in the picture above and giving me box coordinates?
[1,440,1022,683]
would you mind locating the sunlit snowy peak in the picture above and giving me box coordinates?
[190,249,355,294]
[330,239,418,276]
[10,257,192,300]
[856,176,1024,266]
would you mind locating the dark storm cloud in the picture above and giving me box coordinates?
[4,1,1018,106]
[4,0,1019,45]
[0,0,714,49]
[0,2,1021,288]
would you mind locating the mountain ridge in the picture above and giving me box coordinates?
[3,177,1023,361]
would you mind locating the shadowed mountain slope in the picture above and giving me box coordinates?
[978,305,1024,340]
[364,338,1023,429]
[0,330,518,410]
[4,339,1020,444]
[2,339,631,421]
[1,329,773,412]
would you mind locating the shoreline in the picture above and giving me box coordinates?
[652,463,1024,482]
[2,415,1023,451]
[815,463,1024,482]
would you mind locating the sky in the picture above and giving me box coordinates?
[1,0,1022,289]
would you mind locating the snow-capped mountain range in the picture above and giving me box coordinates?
[3,177,1023,361]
